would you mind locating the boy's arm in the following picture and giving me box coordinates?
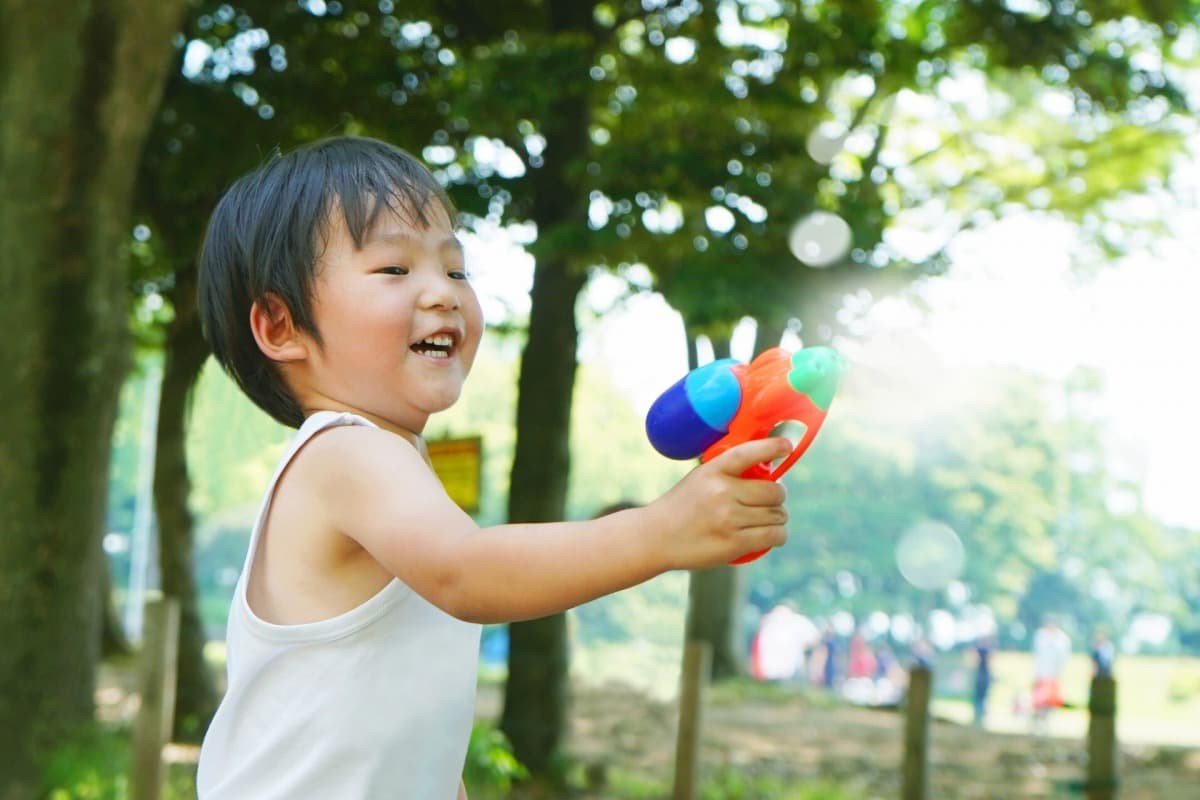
[458,779,468,800]
[302,426,789,624]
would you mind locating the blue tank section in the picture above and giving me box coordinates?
[645,359,742,460]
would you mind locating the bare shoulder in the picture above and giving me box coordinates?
[298,423,426,472]
[272,422,478,597]
[263,424,436,554]
[286,422,471,549]
[285,424,436,494]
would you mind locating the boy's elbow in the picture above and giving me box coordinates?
[424,559,498,624]
[431,572,522,625]
[423,562,474,622]
[415,529,529,625]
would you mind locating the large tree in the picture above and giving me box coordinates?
[0,0,187,793]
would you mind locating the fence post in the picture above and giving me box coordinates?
[672,641,712,800]
[130,594,180,800]
[901,665,932,800]
[1086,675,1118,800]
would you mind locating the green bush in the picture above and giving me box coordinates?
[463,723,528,794]
[41,726,129,800]
[41,725,195,800]
[1167,666,1200,704]
[700,768,864,800]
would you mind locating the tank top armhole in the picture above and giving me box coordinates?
[233,411,411,642]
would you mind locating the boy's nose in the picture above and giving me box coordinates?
[419,273,461,310]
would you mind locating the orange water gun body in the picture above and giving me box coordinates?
[645,346,844,564]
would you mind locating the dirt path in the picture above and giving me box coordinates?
[478,681,1200,799]
[100,664,1200,798]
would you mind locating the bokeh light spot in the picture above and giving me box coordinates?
[788,211,852,268]
[805,121,848,165]
[895,520,964,590]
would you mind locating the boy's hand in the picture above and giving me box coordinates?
[648,437,791,569]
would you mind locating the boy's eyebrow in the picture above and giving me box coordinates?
[371,228,464,255]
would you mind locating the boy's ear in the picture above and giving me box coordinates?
[249,293,310,363]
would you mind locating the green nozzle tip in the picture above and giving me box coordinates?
[788,346,844,410]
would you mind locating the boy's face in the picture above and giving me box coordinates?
[296,199,482,436]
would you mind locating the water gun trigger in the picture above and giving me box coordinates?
[765,415,824,481]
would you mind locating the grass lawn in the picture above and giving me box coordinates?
[930,650,1200,747]
[567,641,1200,748]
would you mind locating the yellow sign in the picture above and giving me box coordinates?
[427,436,482,514]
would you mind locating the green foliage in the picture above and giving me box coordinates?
[699,770,864,800]
[588,764,867,800]
[186,359,293,519]
[40,725,194,800]
[463,723,528,794]
[41,726,129,800]
[1168,666,1200,704]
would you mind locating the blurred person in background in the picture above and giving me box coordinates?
[970,635,996,727]
[1031,617,1071,733]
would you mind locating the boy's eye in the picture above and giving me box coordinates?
[379,266,409,275]
[448,270,470,281]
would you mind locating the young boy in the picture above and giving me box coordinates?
[194,135,790,799]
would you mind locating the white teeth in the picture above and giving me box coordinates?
[414,332,454,359]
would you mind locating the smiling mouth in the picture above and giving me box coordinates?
[412,333,456,359]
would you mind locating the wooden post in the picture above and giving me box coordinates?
[1086,676,1118,800]
[672,641,711,800]
[901,665,932,800]
[130,595,180,800]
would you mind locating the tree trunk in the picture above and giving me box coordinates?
[154,262,218,741]
[684,565,745,679]
[498,1,595,777]
[681,334,746,679]
[498,257,588,776]
[0,1,186,794]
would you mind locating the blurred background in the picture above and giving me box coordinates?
[4,1,1199,798]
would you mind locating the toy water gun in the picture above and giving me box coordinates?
[645,346,844,564]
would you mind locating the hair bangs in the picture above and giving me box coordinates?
[332,148,457,249]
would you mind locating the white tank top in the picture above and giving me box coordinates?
[197,411,481,799]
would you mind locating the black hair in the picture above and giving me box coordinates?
[197,136,456,428]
